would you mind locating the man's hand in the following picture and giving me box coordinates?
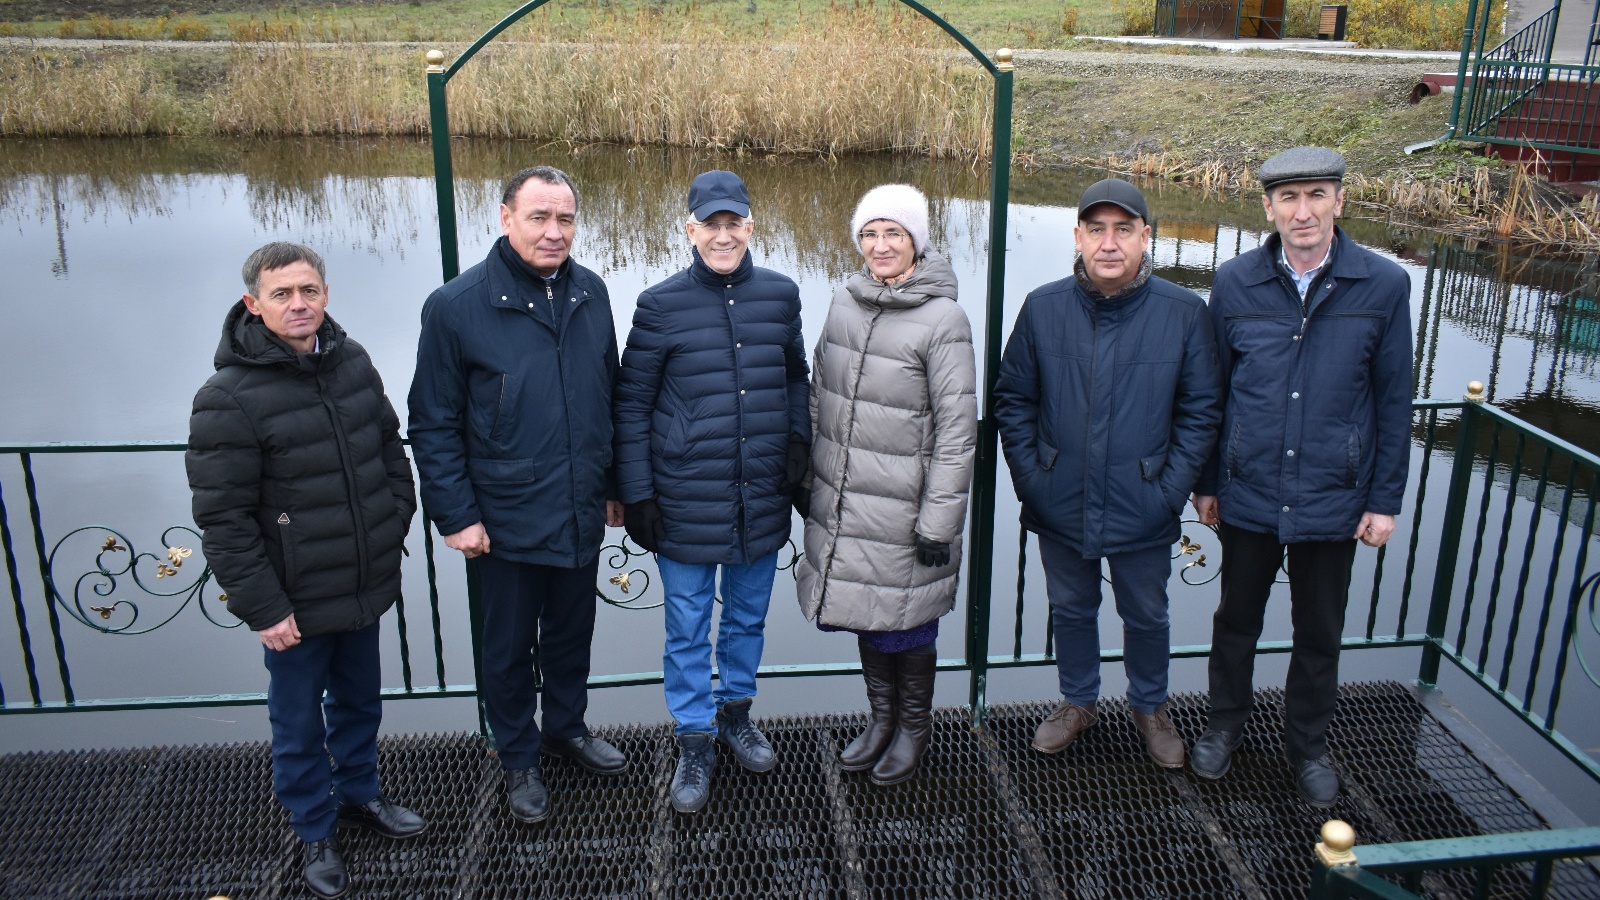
[1192,495,1219,526]
[606,500,624,528]
[444,522,491,558]
[257,613,301,652]
[1355,512,1396,548]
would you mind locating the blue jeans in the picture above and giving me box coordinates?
[657,551,779,735]
[262,620,383,842]
[1038,535,1172,714]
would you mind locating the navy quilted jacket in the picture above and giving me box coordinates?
[613,249,810,565]
[1194,228,1413,542]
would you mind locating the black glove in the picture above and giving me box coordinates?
[792,486,811,519]
[915,533,951,568]
[780,435,810,493]
[624,497,666,553]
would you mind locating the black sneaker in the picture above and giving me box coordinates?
[715,698,778,772]
[671,733,717,813]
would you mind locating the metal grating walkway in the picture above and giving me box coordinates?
[2,681,1597,899]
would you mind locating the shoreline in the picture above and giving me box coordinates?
[2,38,1595,249]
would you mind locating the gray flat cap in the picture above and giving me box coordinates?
[1258,146,1346,191]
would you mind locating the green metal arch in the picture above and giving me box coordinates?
[437,0,1000,83]
[427,0,1013,729]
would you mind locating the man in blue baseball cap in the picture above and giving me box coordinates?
[613,169,810,814]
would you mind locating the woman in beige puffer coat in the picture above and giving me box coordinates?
[795,184,977,785]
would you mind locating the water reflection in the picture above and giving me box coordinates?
[5,136,1600,755]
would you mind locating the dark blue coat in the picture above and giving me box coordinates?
[408,239,619,568]
[1194,228,1413,542]
[613,250,810,566]
[994,271,1222,557]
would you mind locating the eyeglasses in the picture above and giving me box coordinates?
[857,229,909,245]
[692,220,749,234]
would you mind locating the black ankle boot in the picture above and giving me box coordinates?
[840,638,897,772]
[870,643,937,786]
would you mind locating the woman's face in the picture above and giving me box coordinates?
[858,218,916,282]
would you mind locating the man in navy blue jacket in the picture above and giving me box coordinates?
[1190,147,1413,808]
[995,179,1222,770]
[613,170,810,814]
[408,166,626,826]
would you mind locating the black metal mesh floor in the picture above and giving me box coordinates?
[2,681,1596,899]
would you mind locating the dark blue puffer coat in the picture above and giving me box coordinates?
[1194,228,1413,542]
[613,249,810,565]
[994,268,1222,557]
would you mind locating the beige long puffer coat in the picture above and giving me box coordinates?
[795,251,977,631]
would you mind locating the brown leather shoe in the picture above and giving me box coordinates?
[1132,702,1186,768]
[1032,701,1097,754]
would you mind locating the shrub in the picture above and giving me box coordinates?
[1061,7,1080,35]
[169,17,211,41]
[1345,0,1505,50]
[1109,0,1156,36]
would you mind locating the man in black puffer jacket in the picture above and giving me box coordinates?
[187,242,425,900]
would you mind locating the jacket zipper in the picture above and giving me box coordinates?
[318,371,370,604]
[817,308,882,617]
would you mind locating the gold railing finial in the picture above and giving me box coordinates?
[1315,820,1358,867]
[426,49,446,73]
[996,48,1014,71]
[1466,380,1487,402]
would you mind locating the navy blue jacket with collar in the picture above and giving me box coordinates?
[993,267,1222,558]
[1193,227,1413,543]
[407,238,619,568]
[613,248,810,566]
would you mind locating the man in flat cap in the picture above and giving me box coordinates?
[1190,146,1413,807]
[995,178,1221,768]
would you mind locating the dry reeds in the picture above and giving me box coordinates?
[0,49,189,136]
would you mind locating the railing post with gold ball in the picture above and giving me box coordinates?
[1421,380,1487,687]
[1308,820,1360,898]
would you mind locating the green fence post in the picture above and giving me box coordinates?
[426,50,461,284]
[965,50,1014,728]
[1446,0,1481,138]
[1420,382,1487,687]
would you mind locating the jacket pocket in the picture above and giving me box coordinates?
[1037,434,1059,471]
[1227,421,1242,478]
[1345,427,1362,489]
[278,514,299,594]
[1139,452,1168,481]
[467,456,538,486]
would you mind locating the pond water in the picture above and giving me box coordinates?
[3,138,1600,818]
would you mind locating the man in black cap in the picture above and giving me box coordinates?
[995,178,1221,768]
[1190,146,1412,807]
[613,169,810,813]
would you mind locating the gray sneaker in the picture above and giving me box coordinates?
[715,698,778,772]
[670,733,717,813]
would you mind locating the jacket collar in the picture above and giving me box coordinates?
[1073,252,1153,314]
[485,237,590,330]
[1242,226,1370,286]
[687,246,755,288]
[214,299,344,374]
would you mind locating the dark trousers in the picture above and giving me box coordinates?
[1207,522,1358,761]
[476,553,599,771]
[1038,535,1173,714]
[262,620,383,842]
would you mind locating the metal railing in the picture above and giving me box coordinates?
[1450,0,1600,157]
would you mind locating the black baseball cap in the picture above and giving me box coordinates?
[687,170,751,221]
[1077,178,1149,223]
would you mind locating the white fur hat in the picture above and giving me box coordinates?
[850,184,930,257]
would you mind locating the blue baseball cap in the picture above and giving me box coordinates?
[687,170,751,221]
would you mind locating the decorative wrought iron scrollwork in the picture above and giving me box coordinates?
[1174,518,1221,586]
[594,535,806,610]
[47,525,234,634]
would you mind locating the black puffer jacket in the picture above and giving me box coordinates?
[186,302,416,636]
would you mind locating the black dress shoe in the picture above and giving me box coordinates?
[504,767,550,823]
[337,795,429,839]
[1190,728,1244,780]
[302,835,349,899]
[1295,756,1340,808]
[542,731,628,775]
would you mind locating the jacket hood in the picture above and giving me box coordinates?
[845,250,959,311]
[214,299,345,372]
